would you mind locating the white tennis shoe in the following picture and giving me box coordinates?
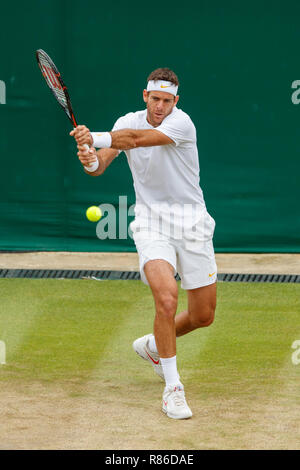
[162,384,193,420]
[132,334,164,380]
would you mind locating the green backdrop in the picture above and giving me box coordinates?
[0,0,299,252]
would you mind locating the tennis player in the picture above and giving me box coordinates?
[70,68,217,420]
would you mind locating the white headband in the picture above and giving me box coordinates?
[146,80,178,96]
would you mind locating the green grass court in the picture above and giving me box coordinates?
[0,279,299,449]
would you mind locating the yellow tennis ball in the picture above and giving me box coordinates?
[86,206,102,222]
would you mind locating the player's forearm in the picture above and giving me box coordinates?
[90,129,136,150]
[110,129,138,150]
[91,128,173,150]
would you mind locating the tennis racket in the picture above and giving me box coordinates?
[35,49,92,167]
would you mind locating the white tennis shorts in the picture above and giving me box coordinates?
[131,213,217,290]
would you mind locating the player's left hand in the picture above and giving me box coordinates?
[77,144,98,167]
[70,125,93,146]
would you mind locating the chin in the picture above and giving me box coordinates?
[155,116,164,125]
[148,112,165,127]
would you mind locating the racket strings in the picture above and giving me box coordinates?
[38,54,70,115]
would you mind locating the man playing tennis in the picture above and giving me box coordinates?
[70,68,217,420]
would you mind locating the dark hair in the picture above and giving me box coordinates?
[147,68,179,87]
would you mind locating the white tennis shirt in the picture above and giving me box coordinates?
[112,106,210,234]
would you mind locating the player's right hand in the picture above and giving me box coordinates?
[70,125,93,146]
[77,144,98,167]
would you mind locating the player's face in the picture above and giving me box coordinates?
[143,90,179,127]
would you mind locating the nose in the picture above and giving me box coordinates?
[156,100,164,111]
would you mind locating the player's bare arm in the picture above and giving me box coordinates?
[71,125,174,151]
[110,128,174,149]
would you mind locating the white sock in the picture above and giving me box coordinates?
[160,356,181,388]
[148,334,158,353]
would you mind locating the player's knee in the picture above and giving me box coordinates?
[191,305,215,329]
[201,307,215,327]
[156,292,178,321]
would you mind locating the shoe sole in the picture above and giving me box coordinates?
[162,407,193,420]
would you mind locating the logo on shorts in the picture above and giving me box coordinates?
[208,272,216,278]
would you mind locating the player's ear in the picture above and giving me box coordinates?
[143,89,148,103]
[174,95,179,106]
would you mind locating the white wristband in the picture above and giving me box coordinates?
[90,132,112,148]
[84,159,99,172]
